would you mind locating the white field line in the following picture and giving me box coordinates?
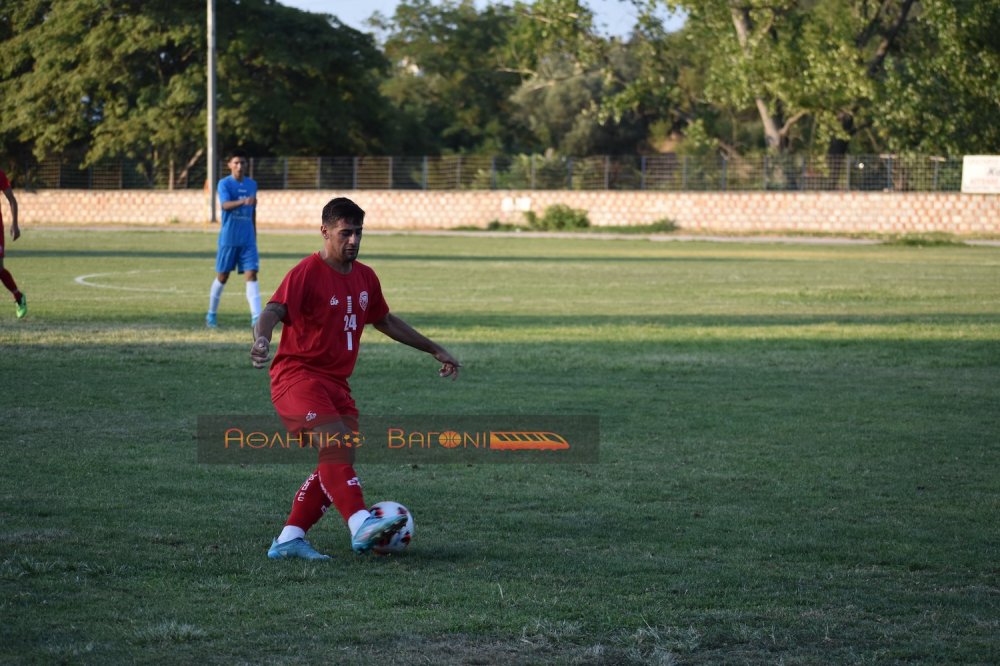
[74,269,182,293]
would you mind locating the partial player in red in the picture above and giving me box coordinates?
[250,197,460,560]
[0,168,25,319]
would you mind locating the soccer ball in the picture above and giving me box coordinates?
[370,501,414,555]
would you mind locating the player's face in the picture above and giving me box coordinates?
[228,157,247,179]
[322,218,363,264]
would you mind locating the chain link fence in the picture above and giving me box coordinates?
[10,153,962,192]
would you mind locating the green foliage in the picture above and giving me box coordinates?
[674,118,717,156]
[0,0,391,179]
[3,0,999,167]
[883,232,966,247]
[523,202,590,229]
[374,0,524,154]
[213,1,391,156]
[874,0,1000,154]
[505,0,604,74]
[658,0,1000,156]
[485,219,521,231]
[629,217,678,233]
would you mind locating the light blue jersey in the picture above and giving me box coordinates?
[217,175,258,247]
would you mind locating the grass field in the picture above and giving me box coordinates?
[1,228,998,664]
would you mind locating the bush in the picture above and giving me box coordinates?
[524,204,591,231]
[485,220,521,231]
[646,217,678,233]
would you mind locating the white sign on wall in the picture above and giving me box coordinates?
[500,196,532,212]
[961,155,1000,194]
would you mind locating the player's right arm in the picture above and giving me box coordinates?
[2,186,18,240]
[250,302,287,369]
[221,198,249,211]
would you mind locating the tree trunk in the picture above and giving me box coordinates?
[730,5,784,152]
[176,148,204,189]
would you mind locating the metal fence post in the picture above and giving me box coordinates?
[721,155,727,191]
[283,157,288,189]
[682,155,688,190]
[567,157,574,189]
[845,155,851,191]
[491,156,496,190]
[422,156,428,190]
[388,156,393,189]
[456,155,462,189]
[640,156,646,191]
[316,157,322,189]
[352,156,358,190]
[530,155,535,190]
[604,156,610,190]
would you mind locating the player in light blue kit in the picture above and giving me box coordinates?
[206,149,260,329]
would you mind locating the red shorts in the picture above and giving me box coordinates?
[272,376,358,434]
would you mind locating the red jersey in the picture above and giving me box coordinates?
[0,169,9,226]
[269,254,389,399]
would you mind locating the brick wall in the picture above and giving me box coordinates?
[13,188,1000,235]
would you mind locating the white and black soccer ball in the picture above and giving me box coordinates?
[370,501,414,555]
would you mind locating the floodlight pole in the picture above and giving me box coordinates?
[207,0,218,223]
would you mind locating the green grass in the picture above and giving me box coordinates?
[1,229,998,663]
[475,217,679,234]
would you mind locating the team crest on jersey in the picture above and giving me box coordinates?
[330,296,339,306]
[359,291,369,311]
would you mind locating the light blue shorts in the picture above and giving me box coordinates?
[216,244,259,274]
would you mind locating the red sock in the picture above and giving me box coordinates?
[0,269,19,300]
[284,470,331,532]
[317,463,367,522]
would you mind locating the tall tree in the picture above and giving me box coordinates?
[599,5,718,154]
[644,0,922,155]
[503,0,652,154]
[373,0,524,153]
[0,0,390,185]
[873,0,1000,154]
[215,0,391,156]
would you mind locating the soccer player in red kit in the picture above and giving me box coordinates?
[250,197,460,560]
[0,168,26,319]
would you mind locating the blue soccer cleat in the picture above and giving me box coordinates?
[351,512,407,554]
[206,312,218,329]
[267,537,331,561]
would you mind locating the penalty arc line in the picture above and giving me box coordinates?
[74,269,183,293]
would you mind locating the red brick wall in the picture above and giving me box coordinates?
[14,189,1000,234]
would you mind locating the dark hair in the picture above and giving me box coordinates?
[228,149,248,160]
[322,197,365,227]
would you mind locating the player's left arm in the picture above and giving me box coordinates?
[251,184,257,238]
[3,186,18,240]
[373,313,461,380]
